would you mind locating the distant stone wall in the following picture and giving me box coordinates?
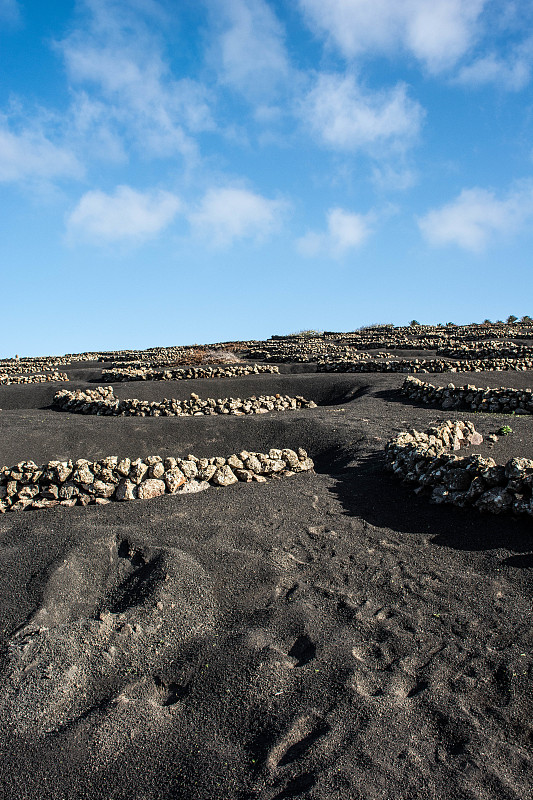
[401,376,533,414]
[0,448,314,513]
[101,364,280,382]
[436,341,533,359]
[384,420,533,517]
[53,386,317,416]
[0,372,69,386]
[317,357,533,374]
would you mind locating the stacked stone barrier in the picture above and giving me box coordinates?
[101,364,280,382]
[0,364,58,375]
[401,376,533,414]
[0,354,99,372]
[384,420,533,517]
[0,372,69,386]
[436,341,533,359]
[108,349,244,370]
[246,343,390,363]
[53,386,317,417]
[0,448,314,514]
[317,357,533,374]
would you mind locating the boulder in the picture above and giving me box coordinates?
[137,479,166,500]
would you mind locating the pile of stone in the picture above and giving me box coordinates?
[0,372,69,386]
[317,356,533,374]
[384,420,533,517]
[401,376,533,414]
[0,448,315,514]
[101,364,280,382]
[53,386,317,417]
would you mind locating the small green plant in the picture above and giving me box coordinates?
[499,425,513,435]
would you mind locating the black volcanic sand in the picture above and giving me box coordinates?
[0,364,532,800]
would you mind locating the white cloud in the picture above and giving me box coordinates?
[418,183,533,251]
[302,72,423,152]
[0,118,82,183]
[57,0,214,161]
[188,186,286,246]
[298,0,486,72]
[456,39,533,91]
[67,185,181,241]
[297,207,372,257]
[68,93,127,163]
[207,0,289,98]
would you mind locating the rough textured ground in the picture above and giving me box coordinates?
[0,361,532,800]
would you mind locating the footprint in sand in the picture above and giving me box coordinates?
[246,711,326,799]
[1,534,216,738]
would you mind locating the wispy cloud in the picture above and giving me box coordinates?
[456,39,533,91]
[0,116,82,183]
[67,185,181,242]
[57,0,214,162]
[297,207,372,257]
[301,72,423,153]
[206,0,290,100]
[0,0,21,26]
[418,183,533,251]
[188,186,286,246]
[297,0,486,73]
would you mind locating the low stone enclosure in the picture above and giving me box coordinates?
[384,420,533,517]
[101,364,280,382]
[0,372,69,386]
[54,386,317,417]
[317,357,533,374]
[436,341,533,359]
[402,376,533,414]
[0,448,315,513]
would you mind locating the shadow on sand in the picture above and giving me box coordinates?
[313,446,533,559]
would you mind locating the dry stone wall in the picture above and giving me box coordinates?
[436,341,533,359]
[54,387,317,416]
[101,364,280,382]
[317,357,533,374]
[0,448,314,514]
[384,420,533,517]
[0,372,69,386]
[402,376,533,414]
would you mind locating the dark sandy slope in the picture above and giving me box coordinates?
[0,364,532,800]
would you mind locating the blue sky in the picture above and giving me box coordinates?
[1,0,533,357]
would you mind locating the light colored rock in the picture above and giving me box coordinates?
[137,479,166,500]
[149,462,165,479]
[179,460,198,479]
[212,466,238,486]
[198,464,217,481]
[164,468,187,493]
[116,458,131,476]
[129,459,148,484]
[93,480,116,498]
[176,479,210,494]
[73,460,94,484]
